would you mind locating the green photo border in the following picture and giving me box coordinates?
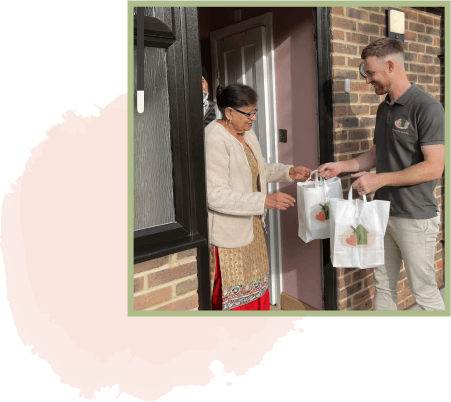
[128,1,450,317]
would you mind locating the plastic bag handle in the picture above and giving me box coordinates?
[348,189,367,221]
[305,170,322,189]
[347,189,367,203]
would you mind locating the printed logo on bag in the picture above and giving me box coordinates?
[313,202,330,222]
[394,118,410,130]
[339,224,374,248]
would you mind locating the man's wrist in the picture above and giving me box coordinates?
[378,172,390,187]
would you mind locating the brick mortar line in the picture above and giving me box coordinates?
[333,62,443,67]
[330,24,386,32]
[330,21,435,31]
[331,51,442,59]
[332,114,375,118]
[134,273,199,296]
[333,107,379,110]
[339,294,373,310]
[339,289,374,305]
[333,139,376,145]
[172,255,197,265]
[134,256,197,278]
[332,73,442,77]
[329,29,378,36]
[142,289,198,311]
[332,99,379,102]
[331,12,441,23]
[340,281,374,292]
[337,269,373,279]
[331,38,443,44]
[332,74,441,78]
[332,114,377,117]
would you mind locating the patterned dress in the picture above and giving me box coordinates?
[210,144,270,311]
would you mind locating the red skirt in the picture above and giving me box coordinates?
[212,246,270,311]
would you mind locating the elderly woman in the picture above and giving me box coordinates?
[205,83,311,311]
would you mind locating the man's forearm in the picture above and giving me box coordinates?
[340,147,377,173]
[378,161,443,187]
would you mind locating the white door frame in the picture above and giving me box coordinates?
[210,13,283,307]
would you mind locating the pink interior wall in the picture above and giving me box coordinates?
[272,9,322,310]
[199,7,322,310]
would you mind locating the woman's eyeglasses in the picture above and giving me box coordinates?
[232,108,258,119]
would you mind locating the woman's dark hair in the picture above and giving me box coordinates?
[216,84,258,116]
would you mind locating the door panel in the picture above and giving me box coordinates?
[217,26,266,146]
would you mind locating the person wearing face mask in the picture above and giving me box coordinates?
[318,38,445,311]
[205,83,312,311]
[202,67,216,128]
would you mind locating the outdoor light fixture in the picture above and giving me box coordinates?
[359,8,406,79]
[387,7,405,42]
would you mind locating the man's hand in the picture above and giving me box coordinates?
[265,192,296,211]
[289,166,312,181]
[317,162,344,179]
[351,172,384,195]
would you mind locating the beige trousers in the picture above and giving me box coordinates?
[373,215,444,311]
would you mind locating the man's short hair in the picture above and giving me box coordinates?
[361,38,404,60]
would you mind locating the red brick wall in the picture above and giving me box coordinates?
[330,7,445,310]
[133,249,199,311]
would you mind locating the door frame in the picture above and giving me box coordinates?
[210,12,283,307]
[314,7,337,310]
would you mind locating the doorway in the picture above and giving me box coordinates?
[199,7,323,310]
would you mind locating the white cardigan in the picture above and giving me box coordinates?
[205,121,293,248]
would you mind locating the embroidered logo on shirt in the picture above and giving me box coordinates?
[394,118,410,130]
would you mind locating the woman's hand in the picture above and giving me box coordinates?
[265,192,296,210]
[289,166,312,181]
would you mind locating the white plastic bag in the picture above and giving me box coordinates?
[297,170,343,243]
[329,190,390,269]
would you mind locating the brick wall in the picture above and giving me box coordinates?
[330,7,445,310]
[133,248,199,311]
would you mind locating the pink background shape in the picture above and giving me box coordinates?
[0,94,300,400]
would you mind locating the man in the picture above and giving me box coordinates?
[318,38,445,311]
[202,67,216,127]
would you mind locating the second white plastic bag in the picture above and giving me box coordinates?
[329,191,390,269]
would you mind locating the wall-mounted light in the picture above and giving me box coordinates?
[388,7,405,42]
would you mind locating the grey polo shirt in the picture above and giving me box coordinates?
[373,83,444,219]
